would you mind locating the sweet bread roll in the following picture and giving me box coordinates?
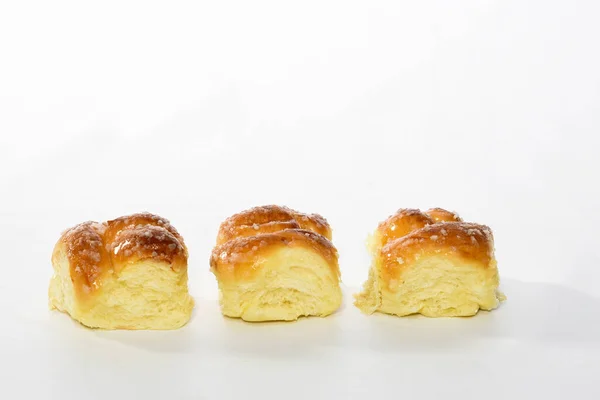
[210,205,342,322]
[355,208,504,317]
[48,213,194,329]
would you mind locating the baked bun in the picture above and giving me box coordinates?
[355,208,504,317]
[49,213,194,329]
[210,205,342,322]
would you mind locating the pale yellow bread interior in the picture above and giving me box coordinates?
[217,246,342,322]
[355,253,502,317]
[49,251,193,329]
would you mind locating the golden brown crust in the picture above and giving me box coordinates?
[110,225,187,267]
[372,208,494,283]
[376,209,434,248]
[104,212,187,253]
[53,213,187,295]
[287,209,331,239]
[218,221,301,243]
[56,222,112,291]
[212,205,338,286]
[211,229,339,281]
[425,208,463,223]
[216,205,332,244]
[380,222,494,282]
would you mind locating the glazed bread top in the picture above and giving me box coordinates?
[53,212,187,296]
[211,205,338,282]
[216,205,332,245]
[372,208,494,281]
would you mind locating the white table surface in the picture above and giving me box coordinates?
[4,282,600,400]
[2,0,600,398]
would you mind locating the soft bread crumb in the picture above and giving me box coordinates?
[49,254,193,329]
[217,246,341,322]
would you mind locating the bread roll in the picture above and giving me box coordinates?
[48,213,194,329]
[210,205,342,322]
[355,208,504,317]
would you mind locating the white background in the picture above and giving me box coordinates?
[1,1,599,399]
